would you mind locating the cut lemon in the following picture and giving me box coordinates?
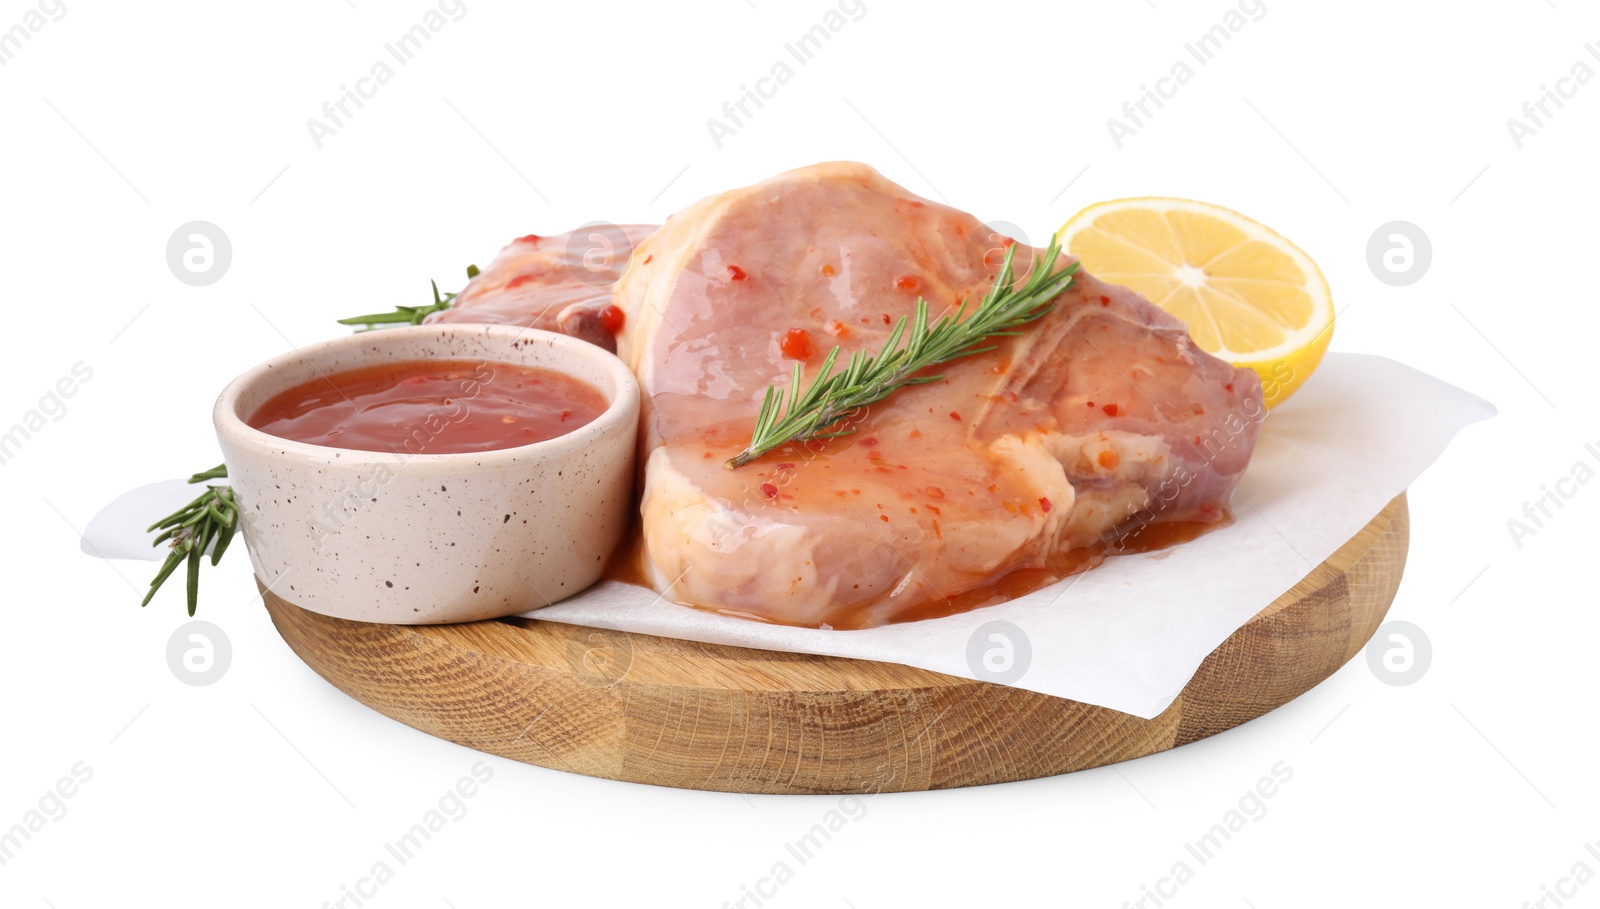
[1057,197,1333,408]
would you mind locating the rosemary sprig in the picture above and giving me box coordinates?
[142,464,238,616]
[336,264,480,330]
[726,238,1080,469]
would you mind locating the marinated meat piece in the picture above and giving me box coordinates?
[612,162,1262,628]
[427,224,656,352]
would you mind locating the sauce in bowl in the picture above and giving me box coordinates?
[248,359,608,454]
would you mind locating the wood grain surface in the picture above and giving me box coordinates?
[263,494,1408,794]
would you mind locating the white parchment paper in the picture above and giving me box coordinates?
[87,353,1491,719]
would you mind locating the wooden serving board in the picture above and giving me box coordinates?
[264,494,1408,794]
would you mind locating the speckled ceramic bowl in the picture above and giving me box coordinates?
[213,324,639,624]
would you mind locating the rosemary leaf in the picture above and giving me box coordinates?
[726,238,1080,469]
[185,546,201,617]
[336,263,479,331]
[142,465,239,613]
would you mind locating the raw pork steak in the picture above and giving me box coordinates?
[613,162,1262,628]
[428,224,656,351]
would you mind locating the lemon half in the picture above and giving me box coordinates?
[1058,197,1333,408]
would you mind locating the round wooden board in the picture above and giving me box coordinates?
[264,494,1408,794]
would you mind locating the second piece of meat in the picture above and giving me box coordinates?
[427,224,656,352]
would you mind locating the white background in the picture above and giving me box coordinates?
[1,0,1595,906]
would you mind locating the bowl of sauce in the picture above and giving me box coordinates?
[213,324,640,624]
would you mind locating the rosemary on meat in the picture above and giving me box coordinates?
[726,238,1079,469]
[142,464,236,615]
[335,264,480,330]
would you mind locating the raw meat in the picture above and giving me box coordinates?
[612,162,1263,629]
[428,224,656,351]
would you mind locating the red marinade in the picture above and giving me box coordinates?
[248,359,606,454]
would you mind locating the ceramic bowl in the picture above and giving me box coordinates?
[213,324,639,624]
